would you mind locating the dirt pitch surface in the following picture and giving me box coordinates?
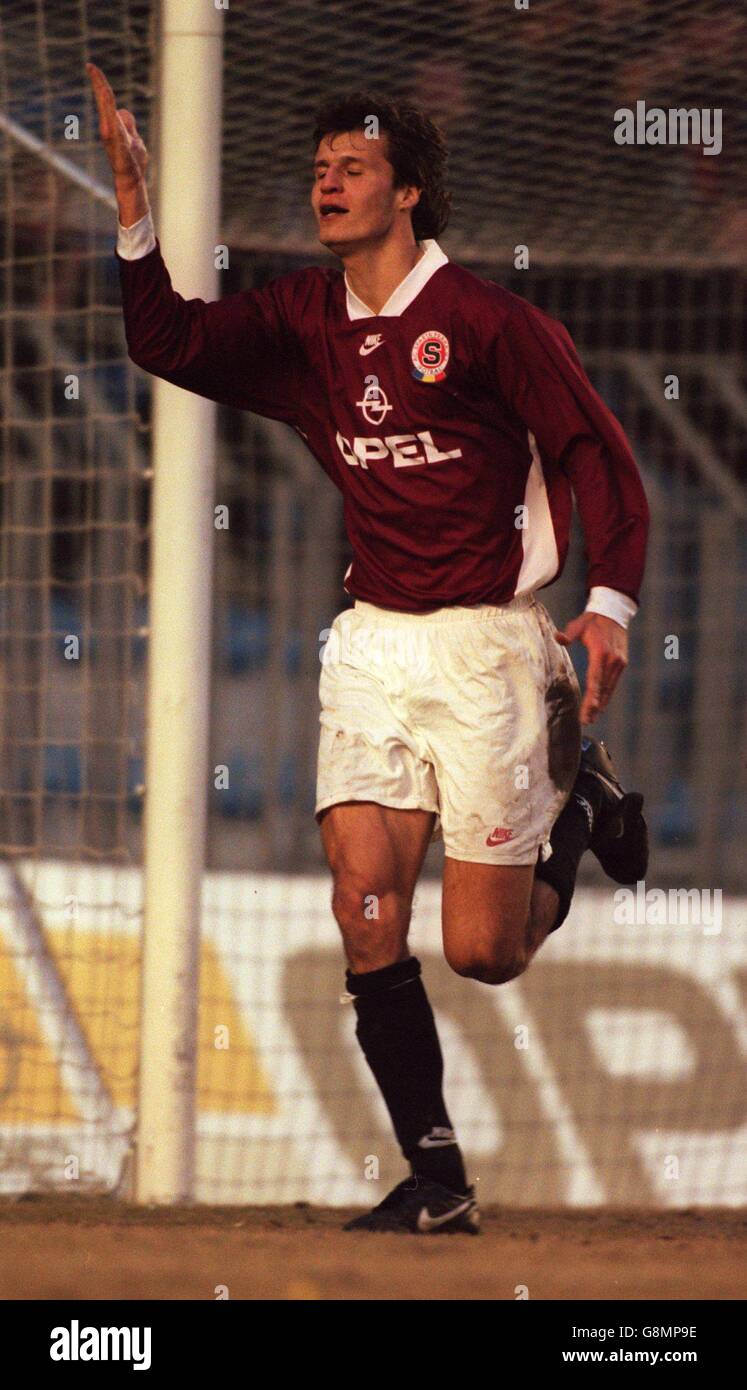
[0,1199,744,1301]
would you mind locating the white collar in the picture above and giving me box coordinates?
[344,239,449,320]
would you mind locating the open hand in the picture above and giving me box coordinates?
[554,611,628,724]
[86,62,148,191]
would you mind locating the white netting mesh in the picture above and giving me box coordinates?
[219,0,747,265]
[0,0,154,1191]
[3,1,746,264]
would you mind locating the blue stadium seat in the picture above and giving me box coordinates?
[43,744,82,795]
[224,606,270,675]
[215,750,264,819]
[222,604,303,676]
[653,776,697,848]
[50,592,83,660]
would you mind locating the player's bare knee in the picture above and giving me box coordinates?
[331,878,410,966]
[445,940,529,986]
[331,876,396,928]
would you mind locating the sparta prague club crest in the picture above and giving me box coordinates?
[411,330,450,383]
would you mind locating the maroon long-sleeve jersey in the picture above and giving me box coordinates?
[117,237,648,613]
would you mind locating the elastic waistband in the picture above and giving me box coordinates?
[352,594,536,625]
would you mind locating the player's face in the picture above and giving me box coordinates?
[311,130,416,253]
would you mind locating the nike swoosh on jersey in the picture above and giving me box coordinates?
[416,1198,474,1233]
[359,339,384,355]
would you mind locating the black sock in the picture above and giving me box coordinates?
[346,956,468,1193]
[535,771,606,932]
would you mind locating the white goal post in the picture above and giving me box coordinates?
[135,0,224,1204]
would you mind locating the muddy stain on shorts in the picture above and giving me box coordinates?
[545,674,581,793]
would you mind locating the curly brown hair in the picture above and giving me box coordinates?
[312,93,451,241]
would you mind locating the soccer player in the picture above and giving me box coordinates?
[89,67,649,1234]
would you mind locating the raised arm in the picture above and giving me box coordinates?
[87,62,303,422]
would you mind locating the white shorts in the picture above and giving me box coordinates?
[315,595,581,865]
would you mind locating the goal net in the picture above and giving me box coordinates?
[0,0,745,1206]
